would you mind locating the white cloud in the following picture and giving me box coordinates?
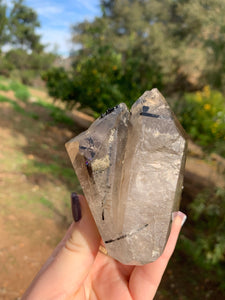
[26,1,64,18]
[35,6,63,17]
[75,0,100,14]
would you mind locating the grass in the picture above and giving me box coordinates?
[0,82,10,91]
[9,193,55,219]
[0,94,26,113]
[36,99,74,126]
[9,81,30,102]
[23,160,78,187]
[0,91,73,125]
[0,76,31,101]
[0,76,74,126]
[0,94,38,119]
[39,196,55,209]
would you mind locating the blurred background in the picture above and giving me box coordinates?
[0,0,224,299]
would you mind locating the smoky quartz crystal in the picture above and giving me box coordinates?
[66,89,187,265]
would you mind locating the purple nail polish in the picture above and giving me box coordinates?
[71,192,82,222]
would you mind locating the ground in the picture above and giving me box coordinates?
[0,82,224,299]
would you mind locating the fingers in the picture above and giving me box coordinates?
[22,194,101,300]
[160,212,186,262]
[129,211,187,300]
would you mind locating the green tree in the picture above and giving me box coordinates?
[9,0,43,52]
[44,0,225,114]
[0,0,9,50]
[73,0,225,93]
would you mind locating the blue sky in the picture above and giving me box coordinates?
[6,0,101,56]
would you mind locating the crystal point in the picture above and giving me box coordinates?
[66,89,187,265]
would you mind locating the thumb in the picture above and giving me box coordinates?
[22,194,101,300]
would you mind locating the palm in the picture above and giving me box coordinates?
[84,251,135,300]
[75,214,182,300]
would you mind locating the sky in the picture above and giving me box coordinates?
[6,0,101,57]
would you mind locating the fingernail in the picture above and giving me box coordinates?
[71,192,82,222]
[172,211,187,226]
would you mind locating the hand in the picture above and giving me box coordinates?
[22,194,186,300]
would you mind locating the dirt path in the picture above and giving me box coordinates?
[0,94,81,299]
[0,211,64,300]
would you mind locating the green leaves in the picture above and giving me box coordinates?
[188,188,225,266]
[177,86,225,155]
[0,0,9,47]
[9,0,42,51]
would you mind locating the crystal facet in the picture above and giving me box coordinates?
[66,89,187,265]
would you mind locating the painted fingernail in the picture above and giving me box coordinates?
[172,211,187,226]
[71,192,82,222]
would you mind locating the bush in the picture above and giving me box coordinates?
[43,47,125,114]
[189,188,225,266]
[179,187,225,291]
[3,49,57,85]
[177,86,225,155]
[0,56,14,77]
[180,188,225,290]
[5,49,30,70]
[42,67,75,106]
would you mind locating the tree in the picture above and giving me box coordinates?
[72,0,225,93]
[8,0,43,52]
[72,1,167,100]
[44,0,225,114]
[0,0,9,50]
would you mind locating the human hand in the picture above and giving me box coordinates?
[22,194,187,300]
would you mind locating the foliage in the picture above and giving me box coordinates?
[0,0,57,83]
[4,49,57,84]
[36,98,75,126]
[42,67,75,106]
[8,0,43,51]
[0,0,9,48]
[0,55,15,77]
[6,49,30,70]
[72,0,225,93]
[71,46,124,112]
[181,188,225,288]
[44,0,225,117]
[6,48,56,71]
[176,86,225,155]
[43,48,123,113]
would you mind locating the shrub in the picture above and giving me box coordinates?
[0,56,14,77]
[42,67,76,107]
[177,86,225,155]
[20,70,36,85]
[43,53,124,114]
[189,188,225,266]
[180,188,225,290]
[179,187,225,291]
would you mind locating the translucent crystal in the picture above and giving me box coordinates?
[66,89,187,265]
